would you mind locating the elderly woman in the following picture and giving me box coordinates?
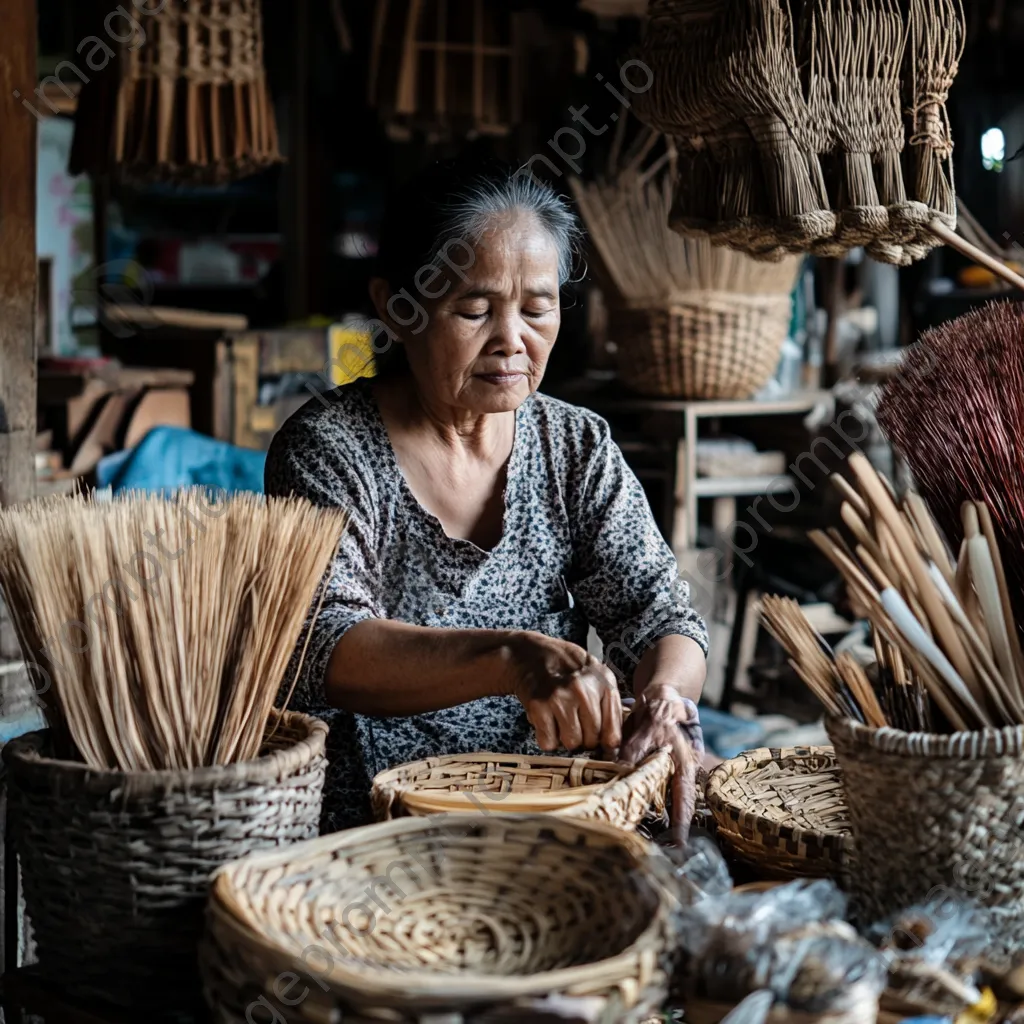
[265,160,708,833]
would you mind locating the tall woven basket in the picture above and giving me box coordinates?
[610,292,794,400]
[4,710,327,1018]
[827,717,1024,951]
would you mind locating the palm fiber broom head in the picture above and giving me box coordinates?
[877,300,1024,627]
[0,491,346,773]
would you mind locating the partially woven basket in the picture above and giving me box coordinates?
[610,293,794,399]
[705,746,850,880]
[370,750,673,829]
[4,710,327,1017]
[202,813,680,1023]
[827,717,1024,951]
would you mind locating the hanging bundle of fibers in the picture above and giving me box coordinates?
[823,0,907,256]
[893,0,966,259]
[0,491,346,772]
[70,0,281,185]
[731,0,834,256]
[877,301,1024,636]
[633,0,766,246]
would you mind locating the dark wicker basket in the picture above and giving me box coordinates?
[610,293,794,399]
[4,709,327,1018]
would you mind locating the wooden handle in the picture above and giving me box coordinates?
[930,218,1024,292]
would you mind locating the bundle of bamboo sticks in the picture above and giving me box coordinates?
[0,492,346,772]
[763,453,1024,734]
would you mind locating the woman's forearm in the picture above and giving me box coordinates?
[633,634,707,704]
[325,619,517,714]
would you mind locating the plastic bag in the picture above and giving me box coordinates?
[871,894,990,966]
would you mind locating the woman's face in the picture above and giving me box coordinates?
[374,211,562,415]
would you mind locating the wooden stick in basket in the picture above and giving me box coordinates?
[848,454,981,698]
[930,218,1024,292]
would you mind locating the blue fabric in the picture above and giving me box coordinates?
[697,706,769,760]
[96,427,266,494]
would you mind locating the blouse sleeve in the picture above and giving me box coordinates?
[568,414,709,688]
[264,421,385,708]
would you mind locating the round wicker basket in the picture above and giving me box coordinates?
[4,710,327,1017]
[370,750,673,829]
[827,717,1024,951]
[610,292,794,399]
[705,746,849,880]
[201,813,680,1023]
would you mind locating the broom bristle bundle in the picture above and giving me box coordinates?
[0,491,346,772]
[877,300,1024,632]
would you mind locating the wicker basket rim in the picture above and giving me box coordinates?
[614,290,795,311]
[705,745,849,845]
[826,715,1024,760]
[209,812,671,1002]
[2,709,328,796]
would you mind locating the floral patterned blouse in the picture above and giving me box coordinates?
[264,378,708,832]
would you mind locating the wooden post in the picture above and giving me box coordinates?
[0,0,38,508]
[283,0,310,321]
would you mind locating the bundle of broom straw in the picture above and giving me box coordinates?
[0,491,346,772]
[763,453,1024,734]
[878,302,1024,635]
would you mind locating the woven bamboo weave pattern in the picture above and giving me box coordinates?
[706,746,850,880]
[4,711,327,1016]
[370,750,672,828]
[827,716,1024,950]
[201,813,679,1023]
[609,293,794,400]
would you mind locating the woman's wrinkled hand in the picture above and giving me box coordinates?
[618,683,704,843]
[504,631,622,753]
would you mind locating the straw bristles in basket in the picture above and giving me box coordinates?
[763,453,1024,735]
[0,492,346,772]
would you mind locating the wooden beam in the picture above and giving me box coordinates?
[0,0,38,507]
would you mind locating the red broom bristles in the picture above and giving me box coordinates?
[877,300,1024,631]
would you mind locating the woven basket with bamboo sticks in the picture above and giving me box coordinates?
[5,711,327,1016]
[201,814,680,1023]
[70,0,281,185]
[0,491,346,1015]
[572,128,801,399]
[370,749,673,829]
[705,746,850,881]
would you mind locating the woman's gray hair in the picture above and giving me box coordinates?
[433,169,583,287]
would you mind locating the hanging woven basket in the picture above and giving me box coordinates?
[827,716,1024,954]
[370,749,673,829]
[609,292,794,400]
[4,711,327,1018]
[201,813,681,1023]
[70,0,282,184]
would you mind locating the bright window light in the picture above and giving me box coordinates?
[982,127,1005,172]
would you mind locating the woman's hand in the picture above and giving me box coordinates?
[503,631,622,752]
[619,683,703,844]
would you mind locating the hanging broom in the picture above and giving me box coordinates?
[0,491,346,771]
[70,0,282,185]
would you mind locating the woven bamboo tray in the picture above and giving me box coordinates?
[201,813,680,1023]
[827,717,1024,952]
[705,746,850,880]
[610,293,794,400]
[370,749,673,829]
[4,710,327,1018]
